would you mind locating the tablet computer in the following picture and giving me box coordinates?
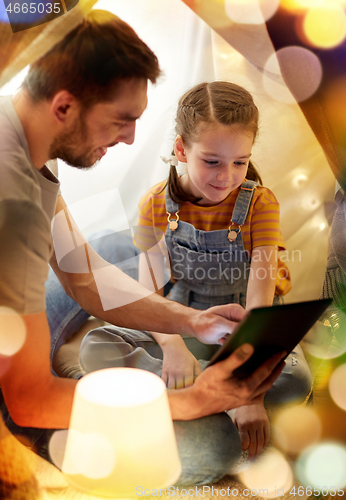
[207,298,332,378]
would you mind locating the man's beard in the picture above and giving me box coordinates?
[49,116,99,170]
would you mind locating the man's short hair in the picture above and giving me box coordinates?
[22,10,161,108]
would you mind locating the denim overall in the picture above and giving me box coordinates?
[165,180,257,310]
[163,180,312,404]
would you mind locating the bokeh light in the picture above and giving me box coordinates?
[282,0,346,13]
[278,0,306,13]
[292,172,309,189]
[318,309,346,359]
[273,407,321,453]
[239,448,293,497]
[296,442,346,489]
[263,46,322,104]
[329,364,346,411]
[49,430,69,470]
[301,320,335,359]
[263,52,295,104]
[225,0,279,25]
[303,6,346,49]
[66,430,116,479]
[0,307,26,356]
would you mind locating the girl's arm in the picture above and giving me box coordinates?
[233,245,278,458]
[138,248,201,389]
[246,245,278,310]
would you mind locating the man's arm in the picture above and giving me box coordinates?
[1,311,76,428]
[50,195,245,343]
[168,344,286,420]
[1,317,283,430]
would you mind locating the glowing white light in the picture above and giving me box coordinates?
[78,367,165,407]
[319,222,326,231]
[70,431,116,479]
[225,0,280,24]
[0,307,26,356]
[292,173,308,188]
[273,407,321,453]
[62,368,181,496]
[240,448,293,497]
[264,46,322,104]
[329,364,346,411]
[296,443,346,488]
[0,66,29,95]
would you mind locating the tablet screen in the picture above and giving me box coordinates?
[207,298,332,378]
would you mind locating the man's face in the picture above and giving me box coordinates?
[50,78,148,169]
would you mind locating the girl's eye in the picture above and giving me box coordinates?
[234,161,247,166]
[204,160,219,166]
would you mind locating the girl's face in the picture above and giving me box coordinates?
[176,122,254,206]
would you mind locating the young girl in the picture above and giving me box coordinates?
[134,81,311,459]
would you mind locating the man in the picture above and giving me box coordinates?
[0,11,285,484]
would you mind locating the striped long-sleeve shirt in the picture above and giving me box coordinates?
[135,180,291,295]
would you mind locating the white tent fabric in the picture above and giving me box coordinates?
[1,0,336,303]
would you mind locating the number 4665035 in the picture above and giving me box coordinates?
[6,3,61,14]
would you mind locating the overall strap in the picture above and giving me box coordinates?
[165,186,180,213]
[231,180,257,226]
[165,186,180,231]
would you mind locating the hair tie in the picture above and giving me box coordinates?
[160,155,178,167]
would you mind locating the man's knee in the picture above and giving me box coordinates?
[174,413,242,486]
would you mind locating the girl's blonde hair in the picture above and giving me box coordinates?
[167,81,262,204]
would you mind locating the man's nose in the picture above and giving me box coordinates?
[119,122,136,145]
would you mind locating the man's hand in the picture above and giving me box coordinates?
[161,341,201,389]
[191,303,246,345]
[233,401,270,459]
[168,344,286,421]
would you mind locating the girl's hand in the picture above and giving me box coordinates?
[161,340,201,389]
[232,401,270,460]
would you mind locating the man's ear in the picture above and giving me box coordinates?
[50,91,79,124]
[174,136,187,163]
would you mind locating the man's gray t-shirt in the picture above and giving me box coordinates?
[0,96,60,314]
